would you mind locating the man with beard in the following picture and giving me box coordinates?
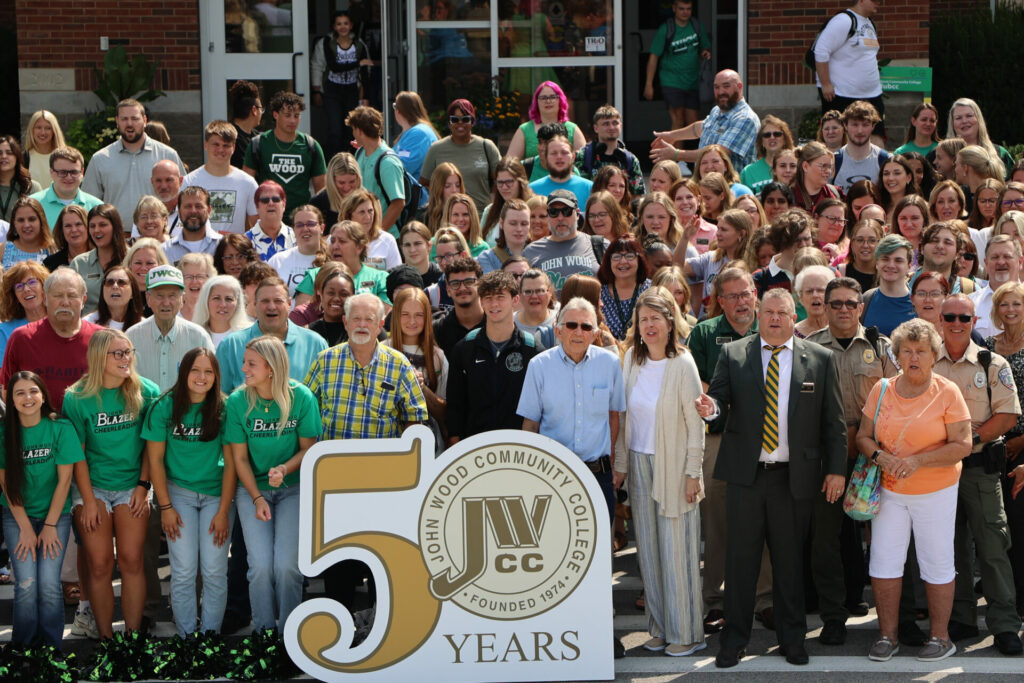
[649,69,761,171]
[82,99,184,226]
[522,190,600,296]
[971,235,1022,339]
[528,133,593,207]
[161,187,224,263]
[0,268,100,411]
[832,100,890,193]
[304,291,428,611]
[432,256,484,361]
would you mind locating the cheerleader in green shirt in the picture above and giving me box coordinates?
[144,348,235,636]
[225,335,321,631]
[64,329,160,639]
[0,371,81,648]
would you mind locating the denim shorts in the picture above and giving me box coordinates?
[72,486,136,514]
[662,86,699,110]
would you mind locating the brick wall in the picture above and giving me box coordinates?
[746,1,929,87]
[15,0,200,91]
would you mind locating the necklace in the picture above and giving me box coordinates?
[614,282,640,331]
[274,132,298,153]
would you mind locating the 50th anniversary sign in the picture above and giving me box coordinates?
[284,426,614,682]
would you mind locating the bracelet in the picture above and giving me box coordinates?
[673,149,679,161]
[159,504,173,511]
[253,495,266,504]
[44,522,57,528]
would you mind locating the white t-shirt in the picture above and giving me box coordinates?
[813,10,881,98]
[365,231,402,271]
[210,329,231,349]
[84,310,125,330]
[268,247,317,297]
[627,358,667,454]
[182,166,258,234]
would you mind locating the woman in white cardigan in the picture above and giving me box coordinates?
[614,286,706,657]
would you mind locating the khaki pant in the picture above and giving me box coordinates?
[700,432,773,613]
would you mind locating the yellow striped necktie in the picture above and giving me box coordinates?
[762,345,783,454]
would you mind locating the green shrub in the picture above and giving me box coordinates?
[65,108,118,164]
[931,3,1024,151]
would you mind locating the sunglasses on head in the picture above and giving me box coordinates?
[562,321,594,331]
[449,115,473,124]
[941,313,972,323]
[547,206,575,217]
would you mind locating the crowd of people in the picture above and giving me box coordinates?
[1,5,1024,670]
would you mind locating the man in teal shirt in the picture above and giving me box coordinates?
[29,147,102,227]
[348,106,407,237]
[687,267,774,633]
[643,0,711,131]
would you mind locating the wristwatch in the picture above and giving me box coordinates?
[972,433,982,446]
[137,479,152,491]
[870,449,883,464]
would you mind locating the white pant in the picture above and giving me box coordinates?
[869,483,958,584]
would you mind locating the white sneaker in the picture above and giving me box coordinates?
[71,606,100,639]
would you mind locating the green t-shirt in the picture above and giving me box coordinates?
[0,418,82,517]
[651,19,711,91]
[63,378,161,491]
[224,380,322,490]
[893,141,937,157]
[243,131,327,210]
[295,263,391,304]
[142,394,227,497]
[739,158,774,196]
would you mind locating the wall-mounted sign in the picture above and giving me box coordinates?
[285,426,614,682]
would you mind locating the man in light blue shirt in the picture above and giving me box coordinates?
[518,296,625,522]
[216,275,327,391]
[161,187,223,265]
[528,133,593,208]
[29,147,102,227]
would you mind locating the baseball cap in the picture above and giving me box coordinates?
[146,265,185,290]
[547,189,578,210]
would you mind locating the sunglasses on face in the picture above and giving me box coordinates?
[827,300,859,310]
[547,206,575,217]
[961,253,977,261]
[761,131,784,139]
[941,313,972,323]
[258,196,283,204]
[449,115,474,124]
[104,277,130,287]
[562,321,594,331]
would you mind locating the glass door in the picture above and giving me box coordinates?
[200,1,311,133]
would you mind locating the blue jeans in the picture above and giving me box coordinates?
[166,482,235,636]
[235,484,301,631]
[2,509,71,647]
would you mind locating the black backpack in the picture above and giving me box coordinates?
[664,16,706,49]
[804,10,875,70]
[580,143,638,179]
[369,149,425,227]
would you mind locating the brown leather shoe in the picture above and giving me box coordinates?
[703,609,726,634]
[756,607,775,630]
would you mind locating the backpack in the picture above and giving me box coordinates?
[804,10,875,70]
[580,143,638,179]
[664,16,706,50]
[367,148,426,226]
[590,234,606,265]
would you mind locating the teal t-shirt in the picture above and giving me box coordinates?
[651,19,711,91]
[224,380,322,490]
[142,394,227,497]
[0,418,83,517]
[740,158,774,196]
[295,263,391,304]
[63,378,161,491]
[243,131,327,210]
[894,141,937,157]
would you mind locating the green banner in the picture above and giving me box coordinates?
[880,66,933,96]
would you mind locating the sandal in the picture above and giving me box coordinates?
[62,581,81,605]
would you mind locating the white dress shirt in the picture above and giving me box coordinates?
[759,336,794,463]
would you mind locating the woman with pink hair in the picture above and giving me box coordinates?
[506,81,586,160]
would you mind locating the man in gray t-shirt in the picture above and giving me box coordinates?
[522,189,600,296]
[832,100,890,192]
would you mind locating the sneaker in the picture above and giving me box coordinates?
[916,637,956,662]
[666,641,707,657]
[643,636,667,652]
[71,606,100,640]
[868,636,899,662]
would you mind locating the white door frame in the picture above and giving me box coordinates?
[199,1,311,132]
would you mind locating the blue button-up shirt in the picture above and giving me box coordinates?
[698,98,761,170]
[216,321,328,392]
[517,344,625,462]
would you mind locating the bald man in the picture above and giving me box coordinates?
[650,69,761,170]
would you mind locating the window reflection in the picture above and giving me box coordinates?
[225,0,293,54]
[498,0,613,58]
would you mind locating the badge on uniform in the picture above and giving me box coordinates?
[974,371,987,389]
[716,336,732,345]
[862,348,875,364]
[999,366,1016,389]
[801,382,815,393]
[506,352,524,372]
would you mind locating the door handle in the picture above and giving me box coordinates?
[292,51,304,96]
[629,31,644,53]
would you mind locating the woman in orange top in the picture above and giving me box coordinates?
[856,318,971,663]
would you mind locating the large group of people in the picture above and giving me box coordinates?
[1,2,1023,670]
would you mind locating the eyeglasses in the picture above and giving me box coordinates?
[137,213,165,222]
[184,274,209,282]
[495,179,517,188]
[537,94,559,102]
[258,196,284,204]
[52,168,81,178]
[294,221,320,230]
[1003,199,1024,208]
[913,290,945,299]
[547,206,575,217]
[435,252,459,263]
[104,277,130,287]
[562,321,594,331]
[106,348,135,360]
[222,253,247,261]
[522,288,548,297]
[447,277,478,290]
[610,252,638,262]
[853,236,879,245]
[941,313,973,323]
[813,162,833,173]
[14,278,40,292]
[827,300,860,310]
[761,131,784,139]
[821,215,847,225]
[588,211,609,220]
[449,115,474,124]
[719,290,755,302]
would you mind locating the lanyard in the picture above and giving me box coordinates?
[614,283,640,331]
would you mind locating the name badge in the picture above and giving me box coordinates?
[801,382,815,393]
[381,381,396,391]
[716,336,732,345]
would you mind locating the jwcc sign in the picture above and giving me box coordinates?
[284,426,614,681]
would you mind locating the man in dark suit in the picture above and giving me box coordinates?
[696,288,847,668]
